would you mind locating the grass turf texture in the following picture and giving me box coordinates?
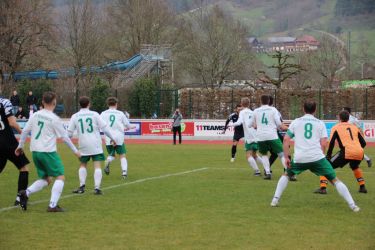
[0,144,374,249]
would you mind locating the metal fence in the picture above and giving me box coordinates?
[177,88,375,120]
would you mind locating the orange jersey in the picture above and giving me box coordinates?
[327,122,366,160]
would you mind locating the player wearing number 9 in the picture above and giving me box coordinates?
[315,110,368,194]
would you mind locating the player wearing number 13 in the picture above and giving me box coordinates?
[68,96,116,195]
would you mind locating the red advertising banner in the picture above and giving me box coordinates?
[141,121,195,136]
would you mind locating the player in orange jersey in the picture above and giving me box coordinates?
[315,110,367,194]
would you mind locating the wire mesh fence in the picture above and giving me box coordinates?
[177,88,375,120]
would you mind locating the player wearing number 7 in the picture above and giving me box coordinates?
[100,97,135,178]
[314,110,367,194]
[68,96,116,195]
[16,92,81,212]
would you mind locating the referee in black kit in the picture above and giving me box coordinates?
[0,97,30,206]
[222,104,244,162]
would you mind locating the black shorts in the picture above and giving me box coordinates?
[330,151,361,170]
[0,147,30,173]
[233,131,244,142]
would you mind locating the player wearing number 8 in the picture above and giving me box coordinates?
[315,110,368,194]
[68,96,117,195]
[100,97,135,178]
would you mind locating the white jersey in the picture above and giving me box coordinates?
[68,108,106,156]
[100,108,131,145]
[287,114,327,163]
[349,115,361,128]
[233,108,257,144]
[251,105,282,141]
[23,109,67,152]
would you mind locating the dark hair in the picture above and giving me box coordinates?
[339,110,350,122]
[241,97,250,107]
[303,100,316,114]
[260,95,270,105]
[269,95,274,106]
[343,107,351,113]
[42,91,56,105]
[79,96,90,108]
[107,97,118,107]
[235,104,241,109]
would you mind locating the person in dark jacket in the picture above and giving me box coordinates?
[26,91,37,112]
[10,90,20,115]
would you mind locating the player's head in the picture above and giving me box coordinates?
[303,100,316,114]
[42,91,56,107]
[343,107,351,114]
[235,104,242,112]
[241,97,250,108]
[268,95,274,106]
[107,97,118,108]
[339,110,350,122]
[79,96,90,109]
[260,95,270,105]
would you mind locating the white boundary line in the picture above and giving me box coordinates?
[0,167,208,213]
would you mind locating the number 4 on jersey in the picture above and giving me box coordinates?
[261,113,268,125]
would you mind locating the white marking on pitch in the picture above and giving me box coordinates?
[0,167,208,213]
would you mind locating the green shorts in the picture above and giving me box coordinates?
[32,152,64,178]
[80,154,105,163]
[258,139,283,155]
[106,144,126,156]
[287,158,337,181]
[245,142,258,152]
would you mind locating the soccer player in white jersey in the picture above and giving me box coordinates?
[101,97,135,178]
[16,92,80,212]
[249,95,288,173]
[68,96,116,195]
[343,107,372,168]
[270,100,360,212]
[231,97,270,179]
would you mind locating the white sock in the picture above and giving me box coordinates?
[79,167,87,187]
[247,156,260,172]
[26,179,48,197]
[49,180,64,208]
[256,155,263,164]
[279,155,288,170]
[364,154,370,161]
[121,158,128,173]
[107,156,115,163]
[334,180,356,209]
[94,168,102,189]
[272,175,289,203]
[261,155,271,174]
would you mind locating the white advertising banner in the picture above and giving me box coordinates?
[364,122,375,140]
[194,120,234,137]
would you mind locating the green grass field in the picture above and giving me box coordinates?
[1,143,374,249]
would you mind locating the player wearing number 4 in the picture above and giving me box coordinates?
[68,96,116,195]
[230,97,269,178]
[16,92,81,212]
[249,95,288,178]
[101,97,135,178]
[270,101,360,212]
[314,110,367,194]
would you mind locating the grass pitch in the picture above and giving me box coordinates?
[0,143,374,249]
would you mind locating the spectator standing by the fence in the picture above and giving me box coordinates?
[10,90,20,115]
[172,108,182,145]
[26,91,37,112]
[15,106,26,119]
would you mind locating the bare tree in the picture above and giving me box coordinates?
[63,0,103,109]
[258,51,304,88]
[309,35,347,88]
[107,0,174,58]
[0,0,54,93]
